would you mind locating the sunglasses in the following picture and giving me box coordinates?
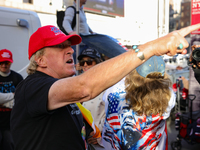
[0,61,11,65]
[79,59,94,66]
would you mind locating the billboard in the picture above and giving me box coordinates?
[84,0,124,17]
[191,0,200,34]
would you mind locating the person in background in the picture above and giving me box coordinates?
[181,76,189,90]
[78,48,102,72]
[180,45,200,89]
[188,45,200,84]
[10,24,200,150]
[0,49,23,150]
[63,0,94,63]
[63,0,93,35]
[102,56,175,150]
[78,48,106,149]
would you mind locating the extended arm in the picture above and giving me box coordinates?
[48,23,200,110]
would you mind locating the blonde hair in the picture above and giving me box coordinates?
[125,69,172,116]
[26,49,45,75]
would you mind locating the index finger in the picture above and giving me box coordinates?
[178,23,200,37]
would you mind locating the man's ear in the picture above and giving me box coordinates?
[35,56,47,68]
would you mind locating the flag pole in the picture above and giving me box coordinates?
[76,0,80,75]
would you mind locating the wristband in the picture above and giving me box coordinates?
[132,45,145,61]
[137,52,145,61]
[132,45,140,52]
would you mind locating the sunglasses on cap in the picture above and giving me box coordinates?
[0,61,11,65]
[79,59,94,66]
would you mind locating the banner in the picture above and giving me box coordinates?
[191,0,200,34]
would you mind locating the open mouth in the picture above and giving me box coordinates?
[66,59,73,64]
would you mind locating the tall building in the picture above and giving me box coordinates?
[169,0,182,32]
[180,1,191,29]
[169,0,191,34]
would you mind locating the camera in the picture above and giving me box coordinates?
[192,47,200,61]
[188,46,200,75]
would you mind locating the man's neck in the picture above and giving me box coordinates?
[0,71,11,77]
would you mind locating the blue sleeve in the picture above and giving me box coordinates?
[63,6,76,33]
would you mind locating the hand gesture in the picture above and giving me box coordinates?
[87,131,98,145]
[150,23,200,56]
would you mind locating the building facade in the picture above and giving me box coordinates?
[0,0,169,46]
[169,0,191,34]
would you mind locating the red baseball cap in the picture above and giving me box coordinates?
[0,49,13,63]
[28,25,82,59]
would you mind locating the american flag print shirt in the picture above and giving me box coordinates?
[102,78,176,150]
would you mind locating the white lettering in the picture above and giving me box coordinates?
[193,3,197,8]
[193,0,200,2]
[71,110,81,115]
[1,52,11,58]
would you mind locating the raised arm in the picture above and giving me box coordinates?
[48,23,200,110]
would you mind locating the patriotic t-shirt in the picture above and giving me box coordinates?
[102,78,176,150]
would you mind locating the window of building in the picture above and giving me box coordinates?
[181,22,184,27]
[181,12,184,17]
[23,0,32,3]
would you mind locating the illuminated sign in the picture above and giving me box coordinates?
[84,0,124,17]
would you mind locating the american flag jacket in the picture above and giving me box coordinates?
[102,78,176,150]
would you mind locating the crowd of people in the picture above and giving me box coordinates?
[0,0,200,150]
[8,22,200,150]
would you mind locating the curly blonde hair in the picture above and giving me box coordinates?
[26,48,45,75]
[125,69,172,116]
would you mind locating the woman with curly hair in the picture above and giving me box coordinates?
[102,55,175,150]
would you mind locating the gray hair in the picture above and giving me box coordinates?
[26,48,45,75]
